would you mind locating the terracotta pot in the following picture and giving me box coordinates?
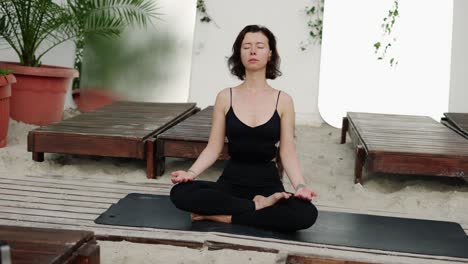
[72,88,118,112]
[0,62,79,125]
[0,74,16,148]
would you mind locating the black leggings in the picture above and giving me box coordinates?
[170,180,318,232]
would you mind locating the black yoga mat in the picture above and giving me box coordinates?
[95,193,468,258]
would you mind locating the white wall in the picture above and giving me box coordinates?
[449,0,468,112]
[131,0,196,102]
[189,0,323,126]
[319,0,454,128]
[0,0,196,108]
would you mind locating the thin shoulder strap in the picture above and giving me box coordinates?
[229,88,232,107]
[275,90,281,110]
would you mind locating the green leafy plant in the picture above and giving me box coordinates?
[374,0,399,66]
[0,0,159,87]
[0,68,12,76]
[301,0,324,51]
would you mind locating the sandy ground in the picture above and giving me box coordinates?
[1,109,468,263]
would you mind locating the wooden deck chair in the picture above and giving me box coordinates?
[28,101,199,178]
[341,112,468,184]
[0,225,99,264]
[155,106,284,179]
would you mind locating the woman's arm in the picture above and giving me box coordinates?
[171,89,229,182]
[278,92,317,200]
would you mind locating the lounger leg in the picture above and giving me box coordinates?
[155,139,166,177]
[146,139,155,179]
[341,117,349,144]
[354,145,366,184]
[74,241,100,264]
[155,157,166,177]
[33,152,44,162]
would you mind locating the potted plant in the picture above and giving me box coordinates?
[0,68,16,147]
[0,0,158,125]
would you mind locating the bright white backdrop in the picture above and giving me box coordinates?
[319,0,454,128]
[189,0,323,126]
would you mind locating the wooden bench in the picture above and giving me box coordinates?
[28,101,199,179]
[341,112,468,184]
[0,225,99,264]
[155,106,284,178]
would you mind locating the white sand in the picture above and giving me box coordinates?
[1,108,468,263]
[99,241,277,264]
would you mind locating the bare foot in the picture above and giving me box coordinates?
[253,192,291,210]
[190,213,232,224]
[191,213,204,221]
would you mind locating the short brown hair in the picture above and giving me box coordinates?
[228,25,282,80]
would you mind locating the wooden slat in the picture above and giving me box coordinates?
[2,174,467,264]
[345,112,468,183]
[0,178,167,194]
[0,183,140,199]
[27,102,198,179]
[444,113,468,137]
[348,112,468,155]
[18,174,173,187]
[162,139,230,160]
[32,102,196,138]
[0,224,96,264]
[285,254,377,264]
[0,188,121,204]
[158,106,227,142]
[347,112,468,155]
[441,118,468,140]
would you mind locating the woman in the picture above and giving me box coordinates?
[170,25,318,232]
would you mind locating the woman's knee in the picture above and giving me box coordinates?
[169,182,192,208]
[288,200,318,231]
[301,202,318,228]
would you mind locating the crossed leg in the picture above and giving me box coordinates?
[170,180,317,231]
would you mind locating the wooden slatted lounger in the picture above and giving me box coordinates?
[155,106,284,178]
[0,225,99,264]
[441,112,468,139]
[341,112,468,184]
[28,101,199,179]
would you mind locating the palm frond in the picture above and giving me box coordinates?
[87,0,159,28]
[83,14,124,38]
[0,0,160,66]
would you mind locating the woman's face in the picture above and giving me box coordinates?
[240,32,272,71]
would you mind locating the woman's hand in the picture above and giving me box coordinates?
[170,170,195,184]
[294,184,317,202]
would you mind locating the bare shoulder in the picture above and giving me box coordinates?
[276,90,294,113]
[214,88,231,113]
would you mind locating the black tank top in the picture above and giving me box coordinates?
[225,88,281,163]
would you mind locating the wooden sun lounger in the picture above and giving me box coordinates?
[28,101,199,179]
[0,225,99,264]
[155,106,284,178]
[441,113,468,139]
[341,112,468,184]
[154,106,227,176]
